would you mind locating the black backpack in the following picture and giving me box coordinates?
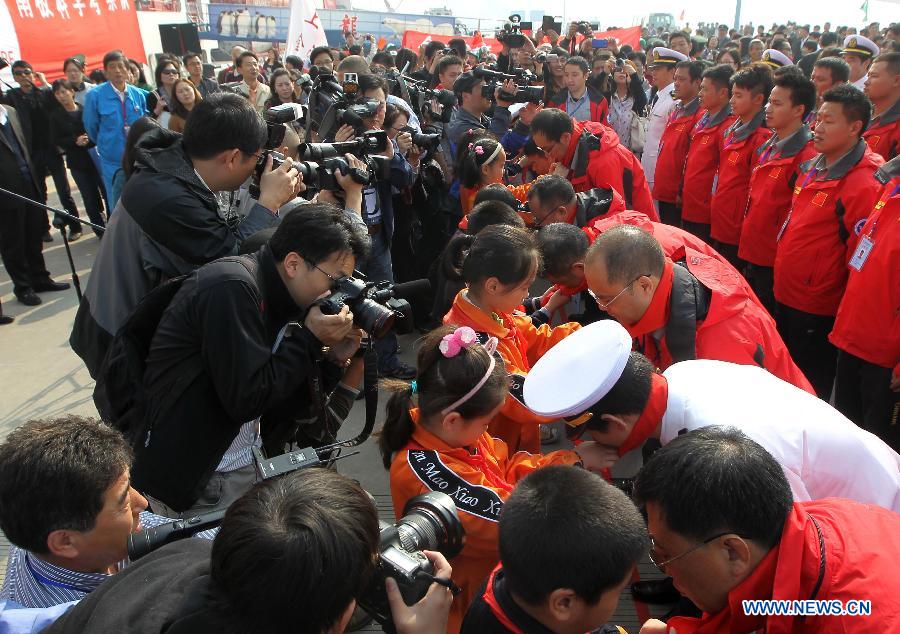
[99,275,193,445]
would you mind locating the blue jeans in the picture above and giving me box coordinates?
[362,230,401,372]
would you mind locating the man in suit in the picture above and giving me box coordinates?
[0,104,69,306]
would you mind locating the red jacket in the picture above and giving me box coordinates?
[738,126,817,267]
[774,140,885,316]
[562,120,656,217]
[633,248,814,393]
[667,499,900,634]
[653,97,704,204]
[546,86,609,124]
[710,112,773,246]
[829,161,900,371]
[682,107,738,224]
[863,100,899,162]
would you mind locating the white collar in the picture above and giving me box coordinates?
[0,106,8,126]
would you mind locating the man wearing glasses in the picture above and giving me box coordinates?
[581,224,813,393]
[633,427,900,634]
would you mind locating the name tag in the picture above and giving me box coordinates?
[849,236,874,271]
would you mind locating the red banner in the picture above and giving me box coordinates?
[401,29,503,55]
[3,0,145,81]
[593,26,642,50]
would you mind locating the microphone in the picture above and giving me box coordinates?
[389,278,431,300]
[128,510,225,561]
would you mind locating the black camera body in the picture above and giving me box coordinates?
[318,275,415,339]
[385,69,456,125]
[400,125,441,152]
[339,99,382,136]
[298,129,390,162]
[248,104,308,198]
[357,492,465,629]
[496,14,527,48]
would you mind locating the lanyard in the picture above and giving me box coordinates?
[866,183,899,240]
[25,554,101,594]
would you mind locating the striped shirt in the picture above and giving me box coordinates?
[1,512,217,608]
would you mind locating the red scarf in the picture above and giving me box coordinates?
[482,564,525,634]
[625,259,674,339]
[405,408,514,493]
[667,504,823,634]
[617,373,668,456]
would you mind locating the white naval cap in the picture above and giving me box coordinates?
[761,49,793,69]
[649,47,690,67]
[523,320,632,418]
[842,35,879,59]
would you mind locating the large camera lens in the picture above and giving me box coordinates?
[394,492,465,559]
[353,298,396,339]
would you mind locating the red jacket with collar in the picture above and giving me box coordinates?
[738,126,817,267]
[682,107,738,224]
[829,161,900,371]
[546,86,609,124]
[710,113,773,246]
[863,100,899,162]
[774,141,885,316]
[639,248,814,393]
[653,98,704,204]
[667,499,900,634]
[562,120,656,217]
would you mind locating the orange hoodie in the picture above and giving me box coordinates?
[443,290,581,452]
[389,413,581,634]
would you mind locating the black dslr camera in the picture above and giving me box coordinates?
[318,274,417,339]
[400,125,441,152]
[474,67,543,104]
[339,99,382,136]
[248,103,308,198]
[357,492,465,629]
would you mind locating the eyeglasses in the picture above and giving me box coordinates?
[649,533,737,572]
[304,258,342,287]
[13,69,33,76]
[588,274,648,311]
[161,69,179,75]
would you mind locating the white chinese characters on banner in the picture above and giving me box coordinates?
[15,0,119,18]
[16,0,33,18]
[285,0,328,62]
[56,0,69,18]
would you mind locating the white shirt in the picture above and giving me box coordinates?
[640,80,676,189]
[851,74,867,91]
[660,360,900,512]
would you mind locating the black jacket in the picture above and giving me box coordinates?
[69,127,279,381]
[48,105,95,171]
[589,71,648,115]
[45,539,230,634]
[0,105,40,201]
[132,246,340,511]
[0,86,55,152]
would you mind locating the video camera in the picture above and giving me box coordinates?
[306,66,364,139]
[318,275,430,339]
[340,98,383,136]
[473,66,543,104]
[384,68,457,125]
[496,13,528,48]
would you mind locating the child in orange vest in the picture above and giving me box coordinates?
[379,325,615,634]
[443,224,582,452]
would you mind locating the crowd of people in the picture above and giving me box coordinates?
[0,13,899,634]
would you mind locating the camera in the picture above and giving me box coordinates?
[339,99,382,136]
[307,66,350,138]
[247,104,308,198]
[318,274,421,338]
[357,492,465,629]
[400,125,441,152]
[384,69,457,124]
[298,129,390,161]
[295,155,384,192]
[577,21,593,37]
[496,13,527,48]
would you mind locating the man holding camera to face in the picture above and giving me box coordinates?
[70,93,301,413]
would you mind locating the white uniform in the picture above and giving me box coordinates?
[640,80,676,192]
[661,360,900,512]
[851,74,867,91]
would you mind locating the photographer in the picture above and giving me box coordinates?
[446,72,534,156]
[130,204,369,516]
[45,469,454,634]
[332,73,418,379]
[70,93,298,402]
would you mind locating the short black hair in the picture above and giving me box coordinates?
[236,50,259,68]
[0,416,133,554]
[527,173,576,210]
[530,108,575,142]
[565,56,590,74]
[210,468,379,633]
[348,44,363,56]
[500,466,648,606]
[310,46,334,65]
[537,223,589,279]
[773,70,817,118]
[822,84,872,131]
[814,56,851,83]
[586,224,665,285]
[669,31,691,45]
[63,56,85,72]
[473,182,522,210]
[436,54,463,77]
[51,78,76,93]
[285,55,303,69]
[424,40,446,60]
[676,59,704,82]
[182,51,202,65]
[371,51,395,68]
[102,50,128,69]
[468,200,525,235]
[702,63,735,91]
[268,202,369,265]
[585,352,654,425]
[447,38,467,60]
[627,51,647,66]
[633,426,793,549]
[446,224,540,287]
[731,64,774,101]
[820,32,839,47]
[872,51,900,75]
[358,73,388,98]
[182,92,267,159]
[395,48,418,73]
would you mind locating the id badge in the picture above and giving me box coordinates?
[849,236,874,272]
